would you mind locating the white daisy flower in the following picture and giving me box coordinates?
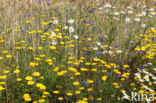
[147,63,152,65]
[141,11,146,16]
[114,17,119,20]
[120,11,126,14]
[99,7,103,10]
[73,35,78,39]
[144,75,150,82]
[149,8,154,11]
[134,18,140,22]
[114,12,119,15]
[68,19,74,24]
[68,26,75,33]
[141,24,146,28]
[152,76,156,80]
[51,40,57,45]
[150,12,156,15]
[50,31,56,37]
[116,50,122,53]
[125,17,131,23]
[141,6,146,8]
[127,6,133,9]
[103,50,108,54]
[53,19,58,24]
[104,4,112,8]
[63,26,68,30]
[128,10,133,14]
[97,42,101,46]
[92,47,98,50]
[104,35,108,38]
[108,51,113,54]
[136,14,142,17]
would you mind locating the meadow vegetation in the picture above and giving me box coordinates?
[0,0,155,103]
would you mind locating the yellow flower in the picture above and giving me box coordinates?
[73,62,79,65]
[141,46,146,51]
[25,20,31,23]
[46,59,52,62]
[54,67,59,72]
[115,85,120,88]
[60,41,64,45]
[2,51,8,54]
[123,64,130,68]
[97,98,102,101]
[68,57,74,59]
[0,82,6,85]
[28,81,34,85]
[0,56,3,60]
[58,97,63,101]
[102,70,107,73]
[25,76,33,81]
[50,46,56,50]
[16,78,22,81]
[85,62,91,65]
[40,54,46,58]
[0,75,7,79]
[80,87,84,90]
[23,93,31,102]
[68,67,77,72]
[53,90,60,94]
[87,80,94,84]
[38,46,42,50]
[13,69,20,74]
[29,62,36,67]
[6,54,12,58]
[43,91,49,95]
[101,75,107,81]
[105,64,111,69]
[80,68,89,71]
[113,82,119,86]
[82,97,88,101]
[91,68,97,72]
[57,71,67,76]
[38,99,45,103]
[148,82,152,86]
[87,88,93,91]
[33,101,38,103]
[66,92,73,96]
[0,85,5,90]
[70,77,74,79]
[48,62,53,65]
[40,85,46,90]
[75,90,81,94]
[73,81,80,86]
[40,76,44,79]
[34,57,41,61]
[32,72,40,76]
[36,83,46,90]
[54,28,59,32]
[117,97,121,101]
[16,47,21,50]
[3,70,9,74]
[75,72,80,76]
